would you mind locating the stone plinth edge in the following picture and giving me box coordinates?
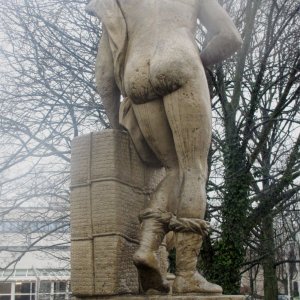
[74,295,245,300]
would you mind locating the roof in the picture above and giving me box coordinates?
[0,268,70,281]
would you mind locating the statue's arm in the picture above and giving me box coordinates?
[198,0,242,67]
[95,27,121,129]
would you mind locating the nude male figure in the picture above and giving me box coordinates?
[86,0,242,295]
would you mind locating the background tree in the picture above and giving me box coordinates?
[202,0,300,295]
[0,0,103,269]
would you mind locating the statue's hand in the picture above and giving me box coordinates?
[85,0,97,17]
[110,118,122,130]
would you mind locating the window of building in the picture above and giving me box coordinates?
[53,296,65,300]
[0,282,11,300]
[39,281,51,294]
[0,221,69,233]
[54,281,66,293]
[0,277,70,300]
[15,282,35,300]
[0,282,11,294]
[15,270,27,277]
[53,281,68,300]
[39,281,69,300]
[15,296,34,300]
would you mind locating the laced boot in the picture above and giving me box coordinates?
[133,210,171,294]
[173,232,223,295]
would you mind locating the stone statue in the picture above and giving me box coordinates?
[86,0,242,295]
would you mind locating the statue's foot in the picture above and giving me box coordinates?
[173,271,222,295]
[133,249,170,294]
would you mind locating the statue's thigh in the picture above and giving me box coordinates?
[131,99,178,168]
[163,78,212,170]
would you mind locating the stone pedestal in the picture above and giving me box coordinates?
[70,130,165,297]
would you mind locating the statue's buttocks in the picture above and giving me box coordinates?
[121,0,202,102]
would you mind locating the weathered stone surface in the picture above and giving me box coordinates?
[75,295,245,300]
[71,240,94,296]
[70,130,165,296]
[93,236,138,295]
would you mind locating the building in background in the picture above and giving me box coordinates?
[0,269,70,300]
[0,205,70,300]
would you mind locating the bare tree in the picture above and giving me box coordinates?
[201,0,300,295]
[0,0,105,270]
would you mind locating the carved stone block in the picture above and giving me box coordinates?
[70,130,165,296]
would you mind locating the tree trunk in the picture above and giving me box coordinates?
[205,132,251,294]
[261,214,278,299]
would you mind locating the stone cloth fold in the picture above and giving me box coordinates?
[138,208,210,236]
[138,208,173,225]
[96,1,162,167]
[119,98,163,167]
[169,216,210,236]
[95,0,127,94]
